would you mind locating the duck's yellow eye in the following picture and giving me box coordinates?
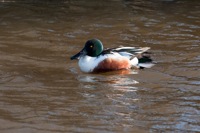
[90,45,93,48]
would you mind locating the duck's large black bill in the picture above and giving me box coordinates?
[70,49,85,60]
[70,52,81,60]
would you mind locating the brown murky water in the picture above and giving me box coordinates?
[0,0,200,132]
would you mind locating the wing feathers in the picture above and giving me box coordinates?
[114,47,150,54]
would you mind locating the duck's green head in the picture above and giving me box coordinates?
[71,39,103,60]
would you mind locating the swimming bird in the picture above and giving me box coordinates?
[70,39,154,73]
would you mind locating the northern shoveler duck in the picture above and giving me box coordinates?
[70,39,154,73]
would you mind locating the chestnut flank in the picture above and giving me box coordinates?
[93,58,131,72]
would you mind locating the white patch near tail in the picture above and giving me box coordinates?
[138,63,155,68]
[130,57,139,67]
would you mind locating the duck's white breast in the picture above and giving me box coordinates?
[78,55,106,72]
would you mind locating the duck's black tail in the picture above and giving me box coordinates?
[138,52,155,69]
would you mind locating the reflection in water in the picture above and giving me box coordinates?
[76,70,139,99]
[0,0,200,132]
[76,70,139,92]
[74,71,142,132]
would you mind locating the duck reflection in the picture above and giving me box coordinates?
[76,69,139,93]
[74,69,140,123]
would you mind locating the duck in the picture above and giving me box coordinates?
[70,39,154,73]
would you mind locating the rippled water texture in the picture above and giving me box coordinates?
[0,0,200,132]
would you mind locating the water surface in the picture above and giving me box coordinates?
[0,0,200,132]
